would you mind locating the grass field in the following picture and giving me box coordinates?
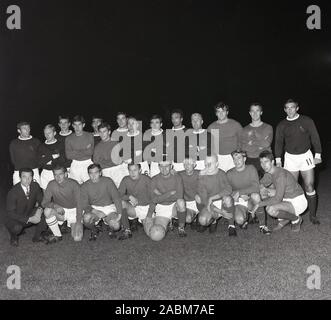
[0,161,330,300]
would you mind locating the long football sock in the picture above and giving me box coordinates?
[276,210,297,222]
[306,191,318,220]
[255,207,266,226]
[46,216,62,237]
[178,210,187,228]
[226,204,235,227]
[121,208,130,230]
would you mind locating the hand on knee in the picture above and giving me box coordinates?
[44,207,55,219]
[266,206,277,217]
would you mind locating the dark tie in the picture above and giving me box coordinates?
[26,186,30,199]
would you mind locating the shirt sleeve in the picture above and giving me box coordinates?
[307,118,322,154]
[6,190,29,224]
[41,184,54,208]
[108,180,122,216]
[118,179,130,201]
[65,137,77,160]
[260,172,286,206]
[274,123,284,159]
[218,171,232,198]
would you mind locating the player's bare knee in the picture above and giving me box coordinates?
[198,210,210,226]
[176,199,185,211]
[83,213,93,225]
[43,207,55,218]
[304,184,314,194]
[149,224,166,241]
[250,193,261,204]
[235,214,245,226]
[222,195,233,208]
[108,219,121,231]
[266,206,277,217]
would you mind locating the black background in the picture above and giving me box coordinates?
[1,0,331,178]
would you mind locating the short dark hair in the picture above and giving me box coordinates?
[19,168,34,178]
[150,114,163,123]
[17,121,30,130]
[116,112,127,118]
[259,150,274,161]
[171,109,184,118]
[214,101,230,113]
[98,122,111,131]
[284,99,298,108]
[88,163,102,173]
[72,115,85,124]
[128,163,141,170]
[92,116,103,122]
[250,103,263,112]
[231,149,247,158]
[58,115,70,122]
[52,164,67,173]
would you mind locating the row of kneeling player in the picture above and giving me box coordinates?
[5,150,308,246]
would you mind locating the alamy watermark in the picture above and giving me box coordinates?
[6,265,21,290]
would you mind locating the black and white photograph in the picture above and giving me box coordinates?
[0,0,330,305]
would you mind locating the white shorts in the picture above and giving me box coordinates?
[13,168,40,186]
[173,162,185,172]
[155,202,176,219]
[186,200,199,213]
[235,197,248,208]
[58,208,77,226]
[69,159,93,184]
[40,169,54,190]
[217,154,235,172]
[91,204,117,216]
[284,194,308,216]
[102,164,128,188]
[195,160,205,171]
[212,199,223,210]
[150,162,160,178]
[133,205,149,222]
[91,204,120,225]
[284,150,315,172]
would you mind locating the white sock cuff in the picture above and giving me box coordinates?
[306,191,316,196]
[46,216,58,226]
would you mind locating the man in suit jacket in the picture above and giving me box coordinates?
[5,168,48,246]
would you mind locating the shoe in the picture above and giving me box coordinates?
[240,221,248,229]
[108,230,118,239]
[129,218,140,232]
[259,225,271,235]
[45,235,63,245]
[248,212,259,224]
[10,235,19,247]
[273,219,290,231]
[95,220,104,233]
[309,214,320,225]
[32,232,48,243]
[190,215,198,231]
[172,218,179,229]
[89,230,98,241]
[209,220,218,233]
[196,224,208,233]
[59,223,70,234]
[178,227,187,237]
[168,221,174,232]
[228,225,237,237]
[291,217,303,232]
[118,228,132,240]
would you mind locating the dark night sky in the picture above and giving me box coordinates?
[0,0,331,168]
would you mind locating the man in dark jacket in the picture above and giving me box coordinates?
[5,168,48,246]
